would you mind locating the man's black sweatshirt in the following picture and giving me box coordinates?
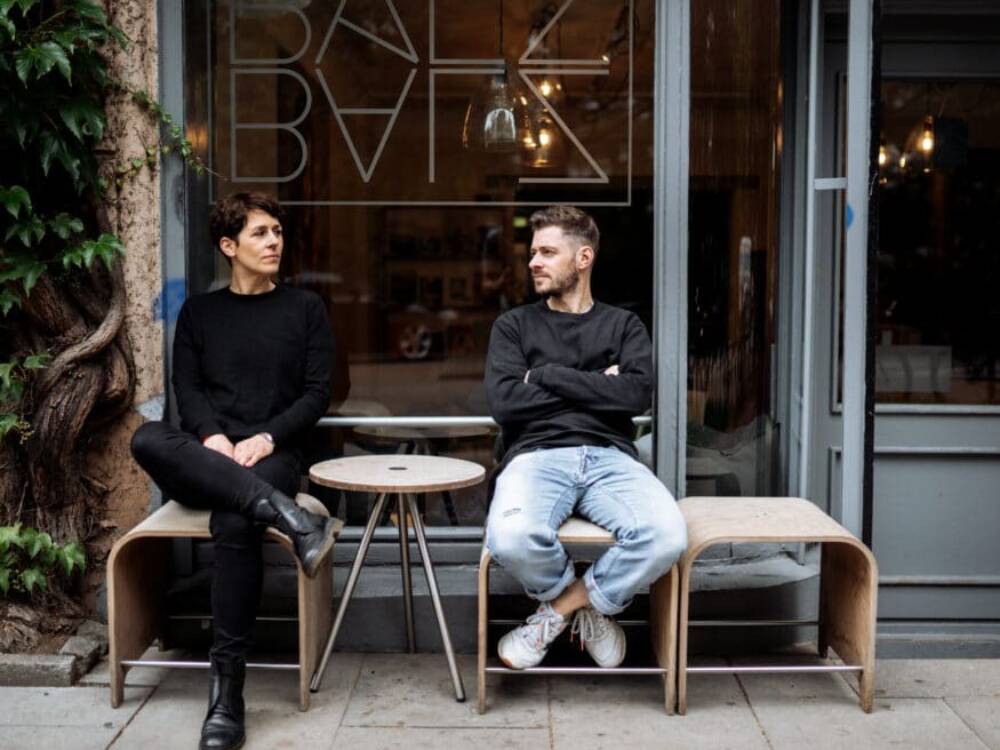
[485,299,653,466]
[172,285,334,448]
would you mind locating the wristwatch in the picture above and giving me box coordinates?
[259,432,275,445]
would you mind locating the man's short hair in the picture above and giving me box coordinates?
[529,205,599,254]
[209,192,285,251]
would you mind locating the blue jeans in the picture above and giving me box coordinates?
[486,446,687,615]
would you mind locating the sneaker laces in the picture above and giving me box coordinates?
[570,607,609,649]
[518,605,565,651]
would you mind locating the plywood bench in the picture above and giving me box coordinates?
[477,517,679,714]
[676,497,878,714]
[107,496,342,711]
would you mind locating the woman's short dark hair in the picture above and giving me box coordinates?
[529,205,600,254]
[209,192,285,250]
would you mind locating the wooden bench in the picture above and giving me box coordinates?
[107,496,342,711]
[675,497,878,714]
[477,517,679,714]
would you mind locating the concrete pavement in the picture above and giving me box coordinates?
[1,652,998,749]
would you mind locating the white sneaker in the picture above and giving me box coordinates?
[571,606,626,668]
[497,602,568,669]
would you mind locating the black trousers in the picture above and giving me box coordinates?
[130,421,300,661]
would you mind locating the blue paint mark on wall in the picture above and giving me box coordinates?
[845,203,854,229]
[153,278,186,324]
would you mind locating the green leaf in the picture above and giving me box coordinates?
[94,234,125,270]
[17,0,40,14]
[13,49,32,84]
[22,261,44,294]
[14,43,69,83]
[0,288,22,316]
[0,567,9,596]
[66,0,107,24]
[39,131,59,175]
[0,525,21,547]
[0,17,14,40]
[0,186,31,219]
[17,527,37,553]
[49,213,84,240]
[60,542,86,575]
[0,0,16,17]
[19,567,46,594]
[0,361,15,391]
[0,414,20,438]
[22,353,50,370]
[59,100,105,142]
[45,42,72,83]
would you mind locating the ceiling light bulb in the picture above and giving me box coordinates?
[899,155,907,168]
[878,145,887,167]
[539,128,552,147]
[919,116,934,153]
[540,80,553,98]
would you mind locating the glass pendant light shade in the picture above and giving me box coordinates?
[462,71,535,152]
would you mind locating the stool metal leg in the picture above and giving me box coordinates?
[407,493,466,702]
[310,491,390,693]
[398,493,416,653]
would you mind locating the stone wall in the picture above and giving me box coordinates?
[85,0,163,613]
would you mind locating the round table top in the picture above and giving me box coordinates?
[353,424,495,441]
[309,454,486,493]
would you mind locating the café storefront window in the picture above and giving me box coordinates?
[185,1,657,528]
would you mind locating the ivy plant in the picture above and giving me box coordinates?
[0,0,205,441]
[0,522,86,598]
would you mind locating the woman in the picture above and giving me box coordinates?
[130,192,336,750]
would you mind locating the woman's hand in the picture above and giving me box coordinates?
[202,433,235,459]
[233,434,275,467]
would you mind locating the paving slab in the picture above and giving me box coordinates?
[78,648,189,689]
[0,725,122,750]
[551,669,768,750]
[946,697,1000,750]
[332,726,551,750]
[0,685,149,727]
[110,654,364,750]
[740,671,990,750]
[874,659,1000,699]
[342,654,547,729]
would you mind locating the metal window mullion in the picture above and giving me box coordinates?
[841,0,875,538]
[653,0,690,497]
[796,0,822,499]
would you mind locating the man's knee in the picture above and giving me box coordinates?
[487,510,552,569]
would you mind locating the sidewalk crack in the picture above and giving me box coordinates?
[735,673,775,750]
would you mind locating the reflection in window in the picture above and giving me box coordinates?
[874,79,1000,405]
[687,0,786,497]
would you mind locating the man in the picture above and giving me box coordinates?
[130,192,336,750]
[485,205,687,669]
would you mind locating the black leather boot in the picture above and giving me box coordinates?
[200,657,246,750]
[251,490,336,578]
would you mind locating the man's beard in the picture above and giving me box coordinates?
[538,266,580,298]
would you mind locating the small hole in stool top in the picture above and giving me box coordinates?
[389,466,407,471]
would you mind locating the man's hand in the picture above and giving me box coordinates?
[202,433,235,459]
[233,434,275,468]
[604,364,620,376]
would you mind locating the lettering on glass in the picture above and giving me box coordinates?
[225,0,633,205]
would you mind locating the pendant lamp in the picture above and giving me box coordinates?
[462,0,534,152]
